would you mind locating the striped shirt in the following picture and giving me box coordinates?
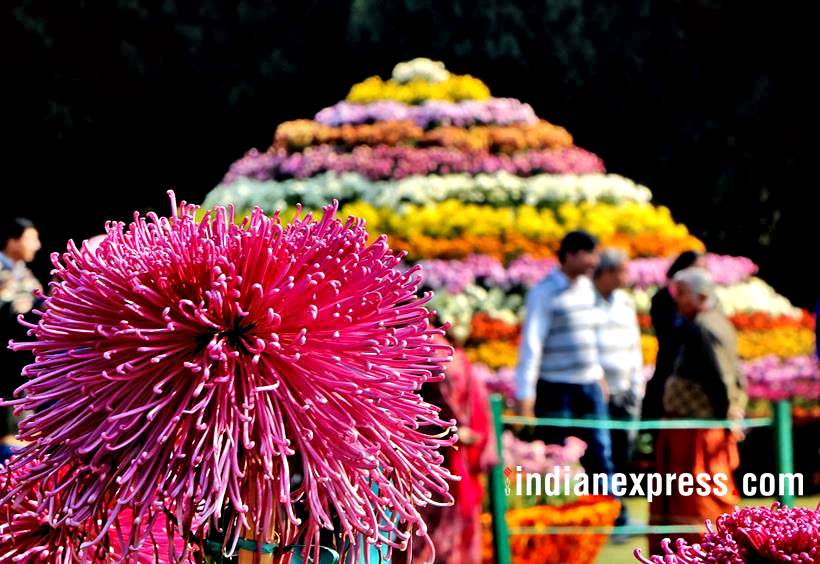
[515,270,604,400]
[596,289,644,397]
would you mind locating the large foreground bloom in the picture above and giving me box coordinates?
[3,192,455,560]
[634,504,819,563]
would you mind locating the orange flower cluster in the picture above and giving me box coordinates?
[481,496,620,564]
[638,311,813,336]
[389,232,703,261]
[470,313,521,342]
[606,232,706,258]
[638,313,653,331]
[274,119,422,151]
[422,122,572,153]
[730,311,815,332]
[388,234,556,261]
[273,119,573,153]
[794,404,820,425]
[466,341,519,369]
[737,327,815,360]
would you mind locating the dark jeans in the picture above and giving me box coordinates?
[609,400,639,476]
[609,399,639,525]
[534,380,615,478]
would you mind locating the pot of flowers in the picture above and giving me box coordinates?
[482,431,620,564]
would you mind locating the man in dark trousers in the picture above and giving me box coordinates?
[514,230,614,478]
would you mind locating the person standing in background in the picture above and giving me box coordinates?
[414,335,497,564]
[649,267,747,553]
[592,249,643,528]
[637,251,704,466]
[515,230,613,478]
[0,217,43,462]
[642,251,704,421]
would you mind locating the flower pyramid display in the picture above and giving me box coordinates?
[205,57,818,409]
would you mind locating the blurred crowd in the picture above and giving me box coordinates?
[420,230,751,562]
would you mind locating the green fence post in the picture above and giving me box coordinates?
[773,399,795,507]
[488,395,512,564]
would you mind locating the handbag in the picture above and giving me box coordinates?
[663,374,715,418]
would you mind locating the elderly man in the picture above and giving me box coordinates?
[515,230,614,478]
[592,248,643,528]
[649,266,747,552]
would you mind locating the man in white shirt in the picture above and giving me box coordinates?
[593,248,644,527]
[515,231,614,478]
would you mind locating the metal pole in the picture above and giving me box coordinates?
[488,395,512,564]
[773,399,795,507]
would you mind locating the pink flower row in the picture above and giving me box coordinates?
[222,145,605,184]
[416,253,759,293]
[474,356,820,401]
[314,98,539,128]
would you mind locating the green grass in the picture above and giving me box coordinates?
[596,495,819,564]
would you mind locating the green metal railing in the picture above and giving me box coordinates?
[487,395,796,564]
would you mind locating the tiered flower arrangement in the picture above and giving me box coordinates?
[205,58,819,417]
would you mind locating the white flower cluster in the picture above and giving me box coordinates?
[714,277,803,318]
[428,285,524,342]
[392,58,450,83]
[430,277,801,341]
[631,277,802,318]
[204,172,654,212]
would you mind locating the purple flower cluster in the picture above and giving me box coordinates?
[222,145,605,184]
[417,255,556,293]
[482,358,818,403]
[416,253,758,294]
[629,254,758,288]
[501,431,587,476]
[635,503,819,563]
[745,355,820,400]
[472,363,516,398]
[314,98,539,128]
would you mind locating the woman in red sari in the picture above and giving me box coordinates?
[415,339,498,563]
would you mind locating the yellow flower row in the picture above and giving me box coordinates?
[737,327,815,360]
[468,326,812,373]
[466,341,519,369]
[340,200,694,243]
[222,203,702,261]
[347,75,491,104]
[631,327,814,365]
[469,335,655,371]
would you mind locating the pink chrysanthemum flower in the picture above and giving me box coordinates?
[0,461,93,562]
[107,509,191,563]
[3,192,455,561]
[634,504,820,563]
[1,460,190,563]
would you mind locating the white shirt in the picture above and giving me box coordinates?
[596,288,644,398]
[515,270,604,400]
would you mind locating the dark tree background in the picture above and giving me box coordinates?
[5,0,814,306]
